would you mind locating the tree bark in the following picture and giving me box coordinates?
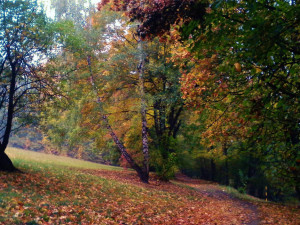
[222,143,229,185]
[0,149,16,172]
[137,38,150,181]
[102,115,148,183]
[87,55,149,183]
[0,51,18,171]
[289,127,300,200]
[210,158,216,181]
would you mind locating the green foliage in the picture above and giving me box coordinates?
[8,0,298,202]
[0,0,55,159]
[151,136,179,180]
[4,147,299,224]
[41,8,186,178]
[176,0,299,201]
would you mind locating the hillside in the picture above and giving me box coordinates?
[0,148,299,224]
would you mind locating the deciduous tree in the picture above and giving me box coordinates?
[0,0,53,171]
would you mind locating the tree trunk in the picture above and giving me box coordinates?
[102,114,149,183]
[222,143,229,185]
[0,150,16,171]
[87,55,149,183]
[0,54,18,172]
[137,38,150,180]
[210,158,216,181]
[289,127,300,200]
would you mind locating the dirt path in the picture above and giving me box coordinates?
[175,174,260,225]
[82,169,299,224]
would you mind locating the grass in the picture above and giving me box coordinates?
[1,148,299,224]
[222,186,265,202]
[1,148,207,224]
[6,147,121,171]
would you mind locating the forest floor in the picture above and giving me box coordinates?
[1,148,299,224]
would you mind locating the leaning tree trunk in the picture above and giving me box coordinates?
[87,55,149,183]
[102,114,149,183]
[85,15,149,182]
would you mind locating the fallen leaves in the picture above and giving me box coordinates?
[0,163,299,224]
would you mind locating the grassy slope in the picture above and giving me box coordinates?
[2,148,205,224]
[1,148,299,225]
[7,148,120,171]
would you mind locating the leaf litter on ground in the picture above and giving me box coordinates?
[0,148,299,224]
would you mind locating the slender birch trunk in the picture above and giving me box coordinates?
[85,16,149,182]
[137,37,149,181]
[87,55,149,183]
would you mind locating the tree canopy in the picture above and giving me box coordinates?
[1,0,299,201]
[0,0,54,170]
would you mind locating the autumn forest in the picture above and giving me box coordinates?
[0,0,299,224]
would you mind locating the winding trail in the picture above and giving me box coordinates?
[83,169,264,224]
[82,169,299,224]
[175,174,260,225]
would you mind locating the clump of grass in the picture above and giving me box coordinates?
[221,186,264,202]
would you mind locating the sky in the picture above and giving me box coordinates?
[38,0,100,19]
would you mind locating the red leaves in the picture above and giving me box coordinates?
[98,0,207,39]
[1,162,299,224]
